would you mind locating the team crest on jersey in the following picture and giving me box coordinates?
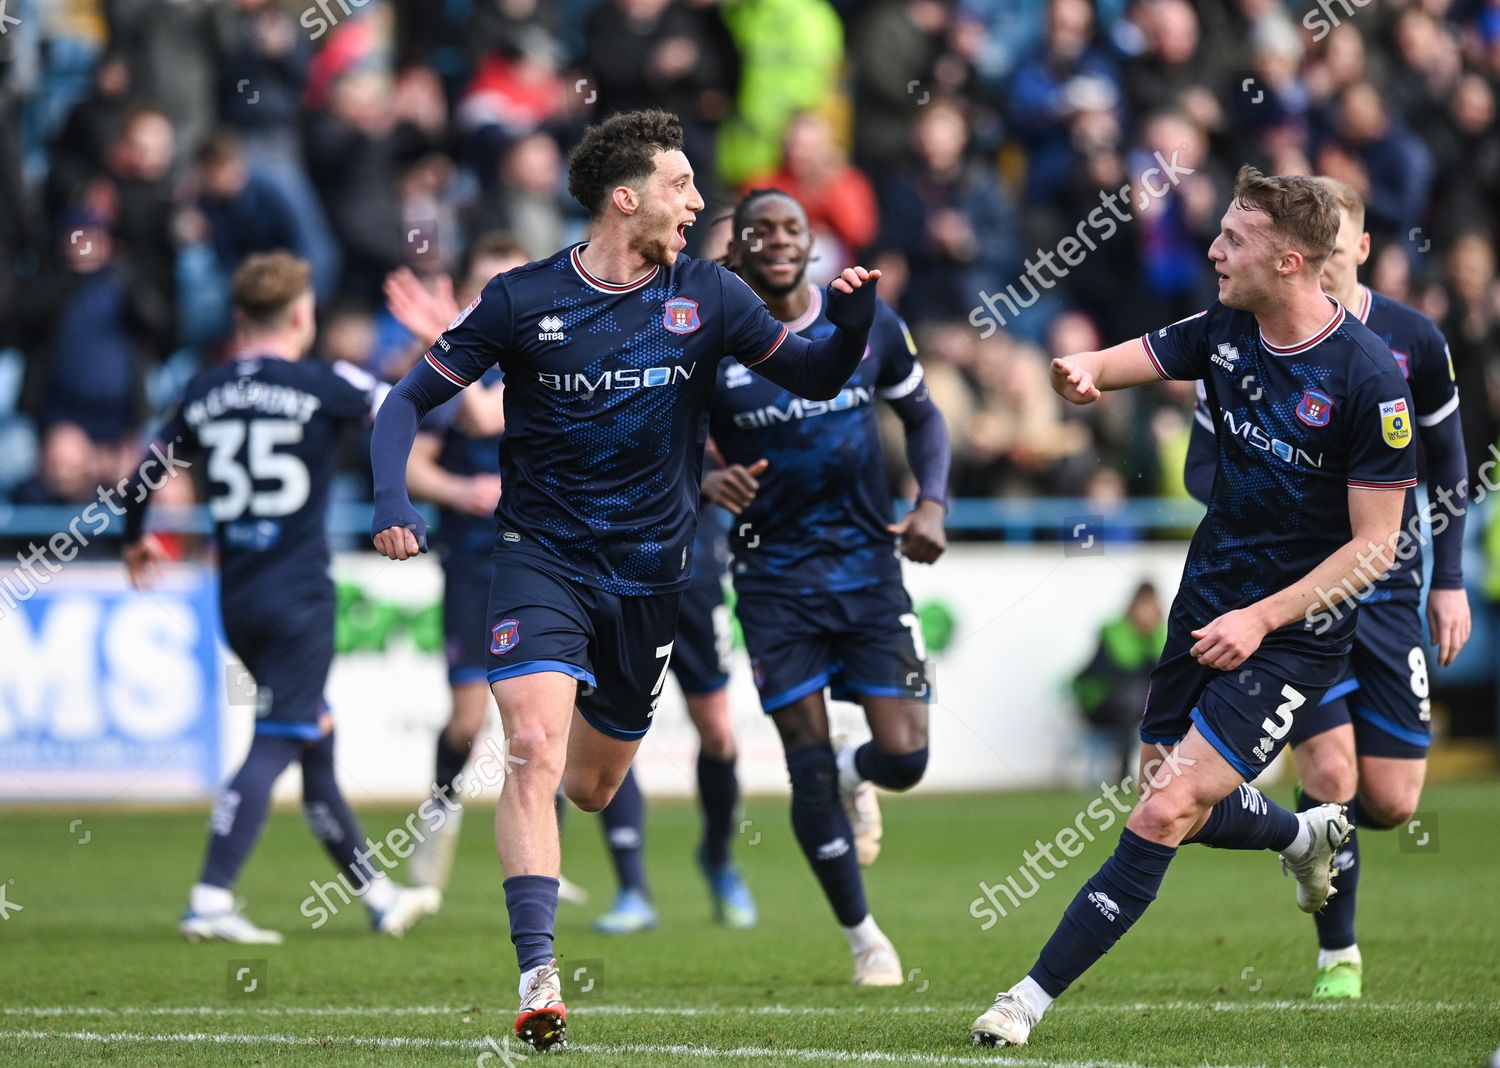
[1392,350,1411,379]
[491,618,521,655]
[1379,398,1412,448]
[449,294,481,330]
[663,298,701,334]
[1296,389,1333,427]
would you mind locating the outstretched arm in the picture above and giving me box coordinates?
[1050,338,1164,405]
[741,267,881,400]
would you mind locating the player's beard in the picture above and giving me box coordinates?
[633,204,681,266]
[747,261,808,297]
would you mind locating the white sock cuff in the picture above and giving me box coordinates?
[1284,817,1313,859]
[1010,975,1054,1018]
[190,883,234,915]
[843,913,884,954]
[1317,944,1361,969]
[836,743,862,793]
[359,872,398,913]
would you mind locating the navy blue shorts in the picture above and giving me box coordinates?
[485,554,682,740]
[1287,597,1431,759]
[441,550,493,687]
[672,561,731,695]
[222,596,333,742]
[736,581,928,714]
[1140,607,1345,781]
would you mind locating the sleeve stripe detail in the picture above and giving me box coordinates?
[1140,334,1169,380]
[741,323,789,368]
[877,363,925,400]
[1348,478,1418,490]
[1416,392,1460,427]
[424,352,471,387]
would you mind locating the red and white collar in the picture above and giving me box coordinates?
[783,283,823,333]
[1259,296,1345,356]
[570,243,660,294]
[1349,284,1372,323]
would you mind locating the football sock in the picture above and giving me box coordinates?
[696,751,739,870]
[189,882,233,915]
[1009,975,1055,1020]
[1183,784,1299,851]
[198,733,302,889]
[785,744,868,927]
[505,874,560,974]
[1029,828,1177,997]
[1300,789,1358,949]
[1318,944,1361,969]
[434,728,470,805]
[300,730,383,897]
[853,743,928,791]
[600,767,648,894]
[842,913,887,954]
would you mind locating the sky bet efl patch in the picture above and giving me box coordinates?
[1380,398,1412,448]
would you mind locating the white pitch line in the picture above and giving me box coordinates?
[0,1029,1266,1068]
[4,999,1493,1019]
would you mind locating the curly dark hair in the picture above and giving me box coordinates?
[567,109,686,219]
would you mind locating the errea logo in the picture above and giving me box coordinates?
[725,363,753,389]
[538,314,565,342]
[1211,343,1239,372]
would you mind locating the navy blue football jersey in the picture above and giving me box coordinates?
[1184,286,1459,602]
[1145,297,1417,645]
[709,289,923,595]
[420,368,505,559]
[422,244,790,596]
[159,355,384,603]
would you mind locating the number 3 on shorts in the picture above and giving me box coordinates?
[648,642,675,716]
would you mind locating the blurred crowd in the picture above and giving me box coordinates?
[1,0,1498,511]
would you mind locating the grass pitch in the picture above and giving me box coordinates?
[1,782,1496,1066]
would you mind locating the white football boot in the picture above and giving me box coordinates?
[407,801,463,892]
[515,958,567,1052]
[1281,802,1352,913]
[833,736,883,866]
[852,932,904,986]
[971,991,1039,1047]
[371,884,443,937]
[180,905,284,944]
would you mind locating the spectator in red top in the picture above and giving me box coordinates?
[744,112,878,280]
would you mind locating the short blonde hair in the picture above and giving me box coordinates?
[1231,165,1340,270]
[231,251,312,327]
[1316,176,1366,231]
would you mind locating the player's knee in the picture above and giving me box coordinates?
[695,719,736,761]
[504,724,564,784]
[1128,790,1201,845]
[1298,741,1358,800]
[563,775,615,814]
[874,745,928,791]
[785,745,838,805]
[1360,787,1417,828]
